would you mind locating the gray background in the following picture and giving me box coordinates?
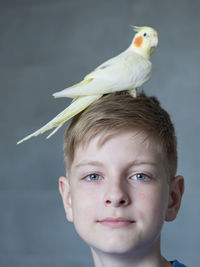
[1,0,199,266]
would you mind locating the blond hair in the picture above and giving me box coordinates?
[63,92,177,177]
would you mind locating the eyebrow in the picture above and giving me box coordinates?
[74,161,105,169]
[127,160,158,168]
[74,160,158,170]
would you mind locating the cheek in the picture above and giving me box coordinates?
[71,188,98,222]
[70,189,99,241]
[136,186,169,221]
[134,188,168,243]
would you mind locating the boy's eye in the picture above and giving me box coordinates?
[130,173,149,181]
[84,173,102,182]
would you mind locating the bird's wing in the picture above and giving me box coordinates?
[53,50,129,99]
[53,51,151,98]
[85,49,128,77]
[17,95,101,144]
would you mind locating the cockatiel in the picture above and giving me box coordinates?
[17,26,158,144]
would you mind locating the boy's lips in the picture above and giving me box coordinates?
[97,217,135,228]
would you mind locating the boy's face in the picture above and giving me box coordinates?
[59,130,183,255]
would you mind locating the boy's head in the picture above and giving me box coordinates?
[63,92,177,178]
[59,92,184,258]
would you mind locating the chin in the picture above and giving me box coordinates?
[93,239,142,255]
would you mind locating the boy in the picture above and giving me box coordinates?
[59,92,186,267]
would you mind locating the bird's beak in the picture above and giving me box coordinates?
[151,34,158,47]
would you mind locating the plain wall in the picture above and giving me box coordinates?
[1,0,200,266]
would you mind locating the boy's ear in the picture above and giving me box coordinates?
[165,175,185,222]
[59,176,73,222]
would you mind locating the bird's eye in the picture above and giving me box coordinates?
[143,33,147,37]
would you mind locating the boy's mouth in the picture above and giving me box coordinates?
[97,217,135,228]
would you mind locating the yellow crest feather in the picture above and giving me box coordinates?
[131,26,142,32]
[131,25,153,33]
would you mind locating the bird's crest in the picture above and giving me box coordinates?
[131,26,149,33]
[132,26,141,32]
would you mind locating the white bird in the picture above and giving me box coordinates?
[17,26,158,144]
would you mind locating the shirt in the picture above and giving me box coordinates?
[171,260,187,267]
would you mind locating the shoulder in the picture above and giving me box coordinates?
[171,260,187,267]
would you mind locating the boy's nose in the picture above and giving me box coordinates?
[104,181,130,207]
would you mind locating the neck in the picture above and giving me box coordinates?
[91,238,170,267]
[129,44,151,60]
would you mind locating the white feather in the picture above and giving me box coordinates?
[17,95,101,144]
[53,49,152,98]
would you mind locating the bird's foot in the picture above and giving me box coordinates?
[129,88,137,98]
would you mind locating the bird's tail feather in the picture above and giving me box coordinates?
[53,78,113,98]
[17,95,101,144]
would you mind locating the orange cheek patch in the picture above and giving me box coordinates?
[134,36,143,47]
